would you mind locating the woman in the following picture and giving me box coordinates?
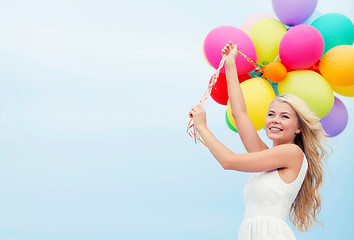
[189,42,329,239]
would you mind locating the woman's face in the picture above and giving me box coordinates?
[265,100,301,147]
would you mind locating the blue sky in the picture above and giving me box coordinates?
[0,0,353,239]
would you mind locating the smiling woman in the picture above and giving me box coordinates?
[265,99,302,146]
[189,43,330,239]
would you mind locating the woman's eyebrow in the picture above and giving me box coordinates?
[281,112,291,115]
[268,110,291,115]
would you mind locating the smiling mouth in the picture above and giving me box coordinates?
[269,127,283,132]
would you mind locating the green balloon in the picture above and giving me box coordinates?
[311,13,354,54]
[225,111,238,133]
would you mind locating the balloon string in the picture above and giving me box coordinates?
[187,49,262,146]
[237,50,263,73]
[273,54,280,63]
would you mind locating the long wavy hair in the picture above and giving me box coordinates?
[272,93,331,232]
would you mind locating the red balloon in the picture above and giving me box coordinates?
[211,73,250,105]
[211,74,228,105]
[238,73,251,83]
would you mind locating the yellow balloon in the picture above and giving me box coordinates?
[227,78,275,131]
[319,45,354,86]
[331,83,354,97]
[241,12,276,33]
[278,70,334,118]
[248,18,287,66]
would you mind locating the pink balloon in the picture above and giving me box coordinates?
[203,26,257,75]
[279,25,324,70]
[241,12,275,33]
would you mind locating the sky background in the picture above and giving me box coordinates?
[0,0,353,239]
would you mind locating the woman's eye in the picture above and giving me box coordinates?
[267,113,273,117]
[282,115,289,119]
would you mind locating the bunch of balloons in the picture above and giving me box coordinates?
[203,0,354,137]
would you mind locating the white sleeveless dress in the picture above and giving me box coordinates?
[239,156,308,240]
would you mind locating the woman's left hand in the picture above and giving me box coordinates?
[222,41,238,61]
[189,104,207,131]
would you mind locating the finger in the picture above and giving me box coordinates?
[196,105,203,110]
[189,108,196,116]
[196,105,204,111]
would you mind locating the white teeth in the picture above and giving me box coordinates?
[270,128,282,131]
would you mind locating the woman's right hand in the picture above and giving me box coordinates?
[222,41,238,61]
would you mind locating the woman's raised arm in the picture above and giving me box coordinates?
[223,42,268,153]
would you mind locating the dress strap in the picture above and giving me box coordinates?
[298,156,308,182]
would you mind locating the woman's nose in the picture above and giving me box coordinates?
[271,116,280,123]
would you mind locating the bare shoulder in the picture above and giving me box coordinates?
[273,144,304,164]
[273,144,303,156]
[276,144,305,183]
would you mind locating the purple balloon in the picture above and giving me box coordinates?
[272,0,318,26]
[320,97,348,137]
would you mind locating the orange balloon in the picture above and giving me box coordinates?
[331,83,354,97]
[263,62,287,83]
[319,45,354,86]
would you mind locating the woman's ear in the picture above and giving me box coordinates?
[295,127,301,134]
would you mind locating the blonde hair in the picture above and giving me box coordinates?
[272,93,331,232]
